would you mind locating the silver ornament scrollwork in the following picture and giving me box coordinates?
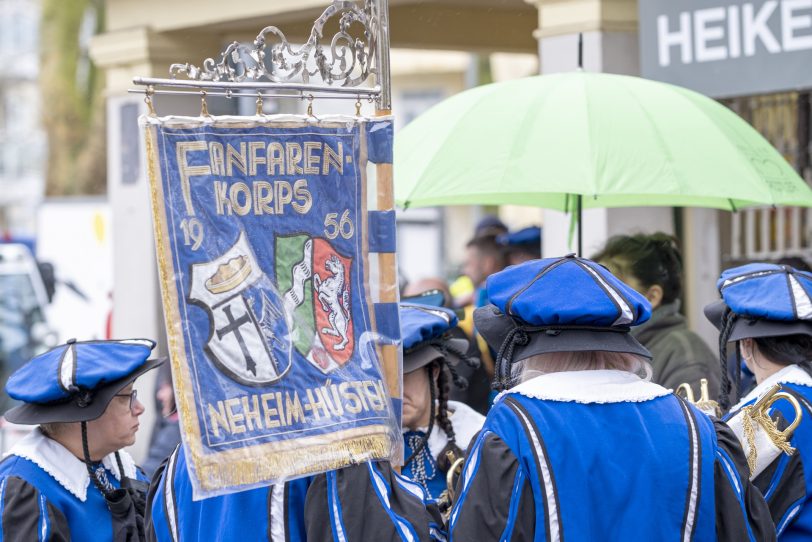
[169,0,378,88]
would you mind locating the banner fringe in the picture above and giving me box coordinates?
[197,433,393,489]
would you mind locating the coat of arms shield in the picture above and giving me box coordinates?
[276,234,354,373]
[189,233,292,385]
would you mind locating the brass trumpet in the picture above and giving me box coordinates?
[445,451,466,502]
[436,450,467,520]
[750,384,803,445]
[736,383,804,476]
[675,378,721,417]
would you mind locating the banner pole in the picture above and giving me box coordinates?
[373,0,401,470]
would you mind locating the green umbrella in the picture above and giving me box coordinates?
[395,72,812,250]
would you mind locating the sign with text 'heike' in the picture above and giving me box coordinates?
[640,0,812,97]
[143,115,401,498]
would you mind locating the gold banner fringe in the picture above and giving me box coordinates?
[144,123,206,457]
[197,433,392,490]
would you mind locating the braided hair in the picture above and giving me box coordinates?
[493,326,530,391]
[404,336,479,472]
[435,364,464,472]
[718,307,739,412]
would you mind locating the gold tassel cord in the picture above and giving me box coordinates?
[740,403,798,476]
[741,405,760,475]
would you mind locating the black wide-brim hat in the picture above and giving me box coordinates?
[474,304,652,362]
[5,357,165,425]
[704,300,812,342]
[403,337,470,374]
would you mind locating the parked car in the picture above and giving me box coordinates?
[0,243,57,414]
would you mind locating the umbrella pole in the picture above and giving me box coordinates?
[577,35,583,256]
[577,194,583,257]
[578,33,583,70]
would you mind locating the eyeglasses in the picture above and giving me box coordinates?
[114,389,138,412]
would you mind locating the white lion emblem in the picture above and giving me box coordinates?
[313,255,351,351]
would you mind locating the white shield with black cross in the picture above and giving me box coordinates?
[189,232,283,385]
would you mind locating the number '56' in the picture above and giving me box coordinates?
[324,210,354,240]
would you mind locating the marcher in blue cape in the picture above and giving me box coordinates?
[0,338,163,541]
[146,444,310,542]
[448,254,775,541]
[148,443,445,542]
[497,225,541,266]
[706,263,812,540]
[399,303,484,500]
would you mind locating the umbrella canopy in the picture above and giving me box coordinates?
[395,72,812,212]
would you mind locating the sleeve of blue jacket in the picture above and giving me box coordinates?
[447,430,534,541]
[305,461,446,541]
[0,475,71,542]
[713,419,777,542]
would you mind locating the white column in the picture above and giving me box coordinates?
[683,208,721,347]
[106,92,205,460]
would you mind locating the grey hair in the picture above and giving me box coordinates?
[40,422,70,438]
[513,350,653,384]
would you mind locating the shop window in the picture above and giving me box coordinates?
[720,93,812,266]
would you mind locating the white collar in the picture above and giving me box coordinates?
[499,369,672,404]
[426,401,485,460]
[733,364,812,411]
[4,427,137,502]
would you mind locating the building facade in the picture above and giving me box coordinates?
[89,0,812,426]
[0,0,45,236]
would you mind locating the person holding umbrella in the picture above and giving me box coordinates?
[593,232,720,399]
[706,262,812,540]
[448,255,774,541]
[0,338,162,541]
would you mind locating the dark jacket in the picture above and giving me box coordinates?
[632,301,721,399]
[142,419,181,479]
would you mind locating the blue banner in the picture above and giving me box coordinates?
[143,116,400,498]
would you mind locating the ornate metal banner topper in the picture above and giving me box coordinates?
[135,0,401,497]
[132,0,391,110]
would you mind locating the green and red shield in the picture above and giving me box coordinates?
[276,234,354,373]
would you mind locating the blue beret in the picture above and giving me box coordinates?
[6,339,156,404]
[475,255,653,389]
[718,263,812,322]
[400,303,458,351]
[486,255,651,328]
[475,215,507,236]
[497,226,541,248]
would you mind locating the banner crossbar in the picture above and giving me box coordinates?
[130,78,380,99]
